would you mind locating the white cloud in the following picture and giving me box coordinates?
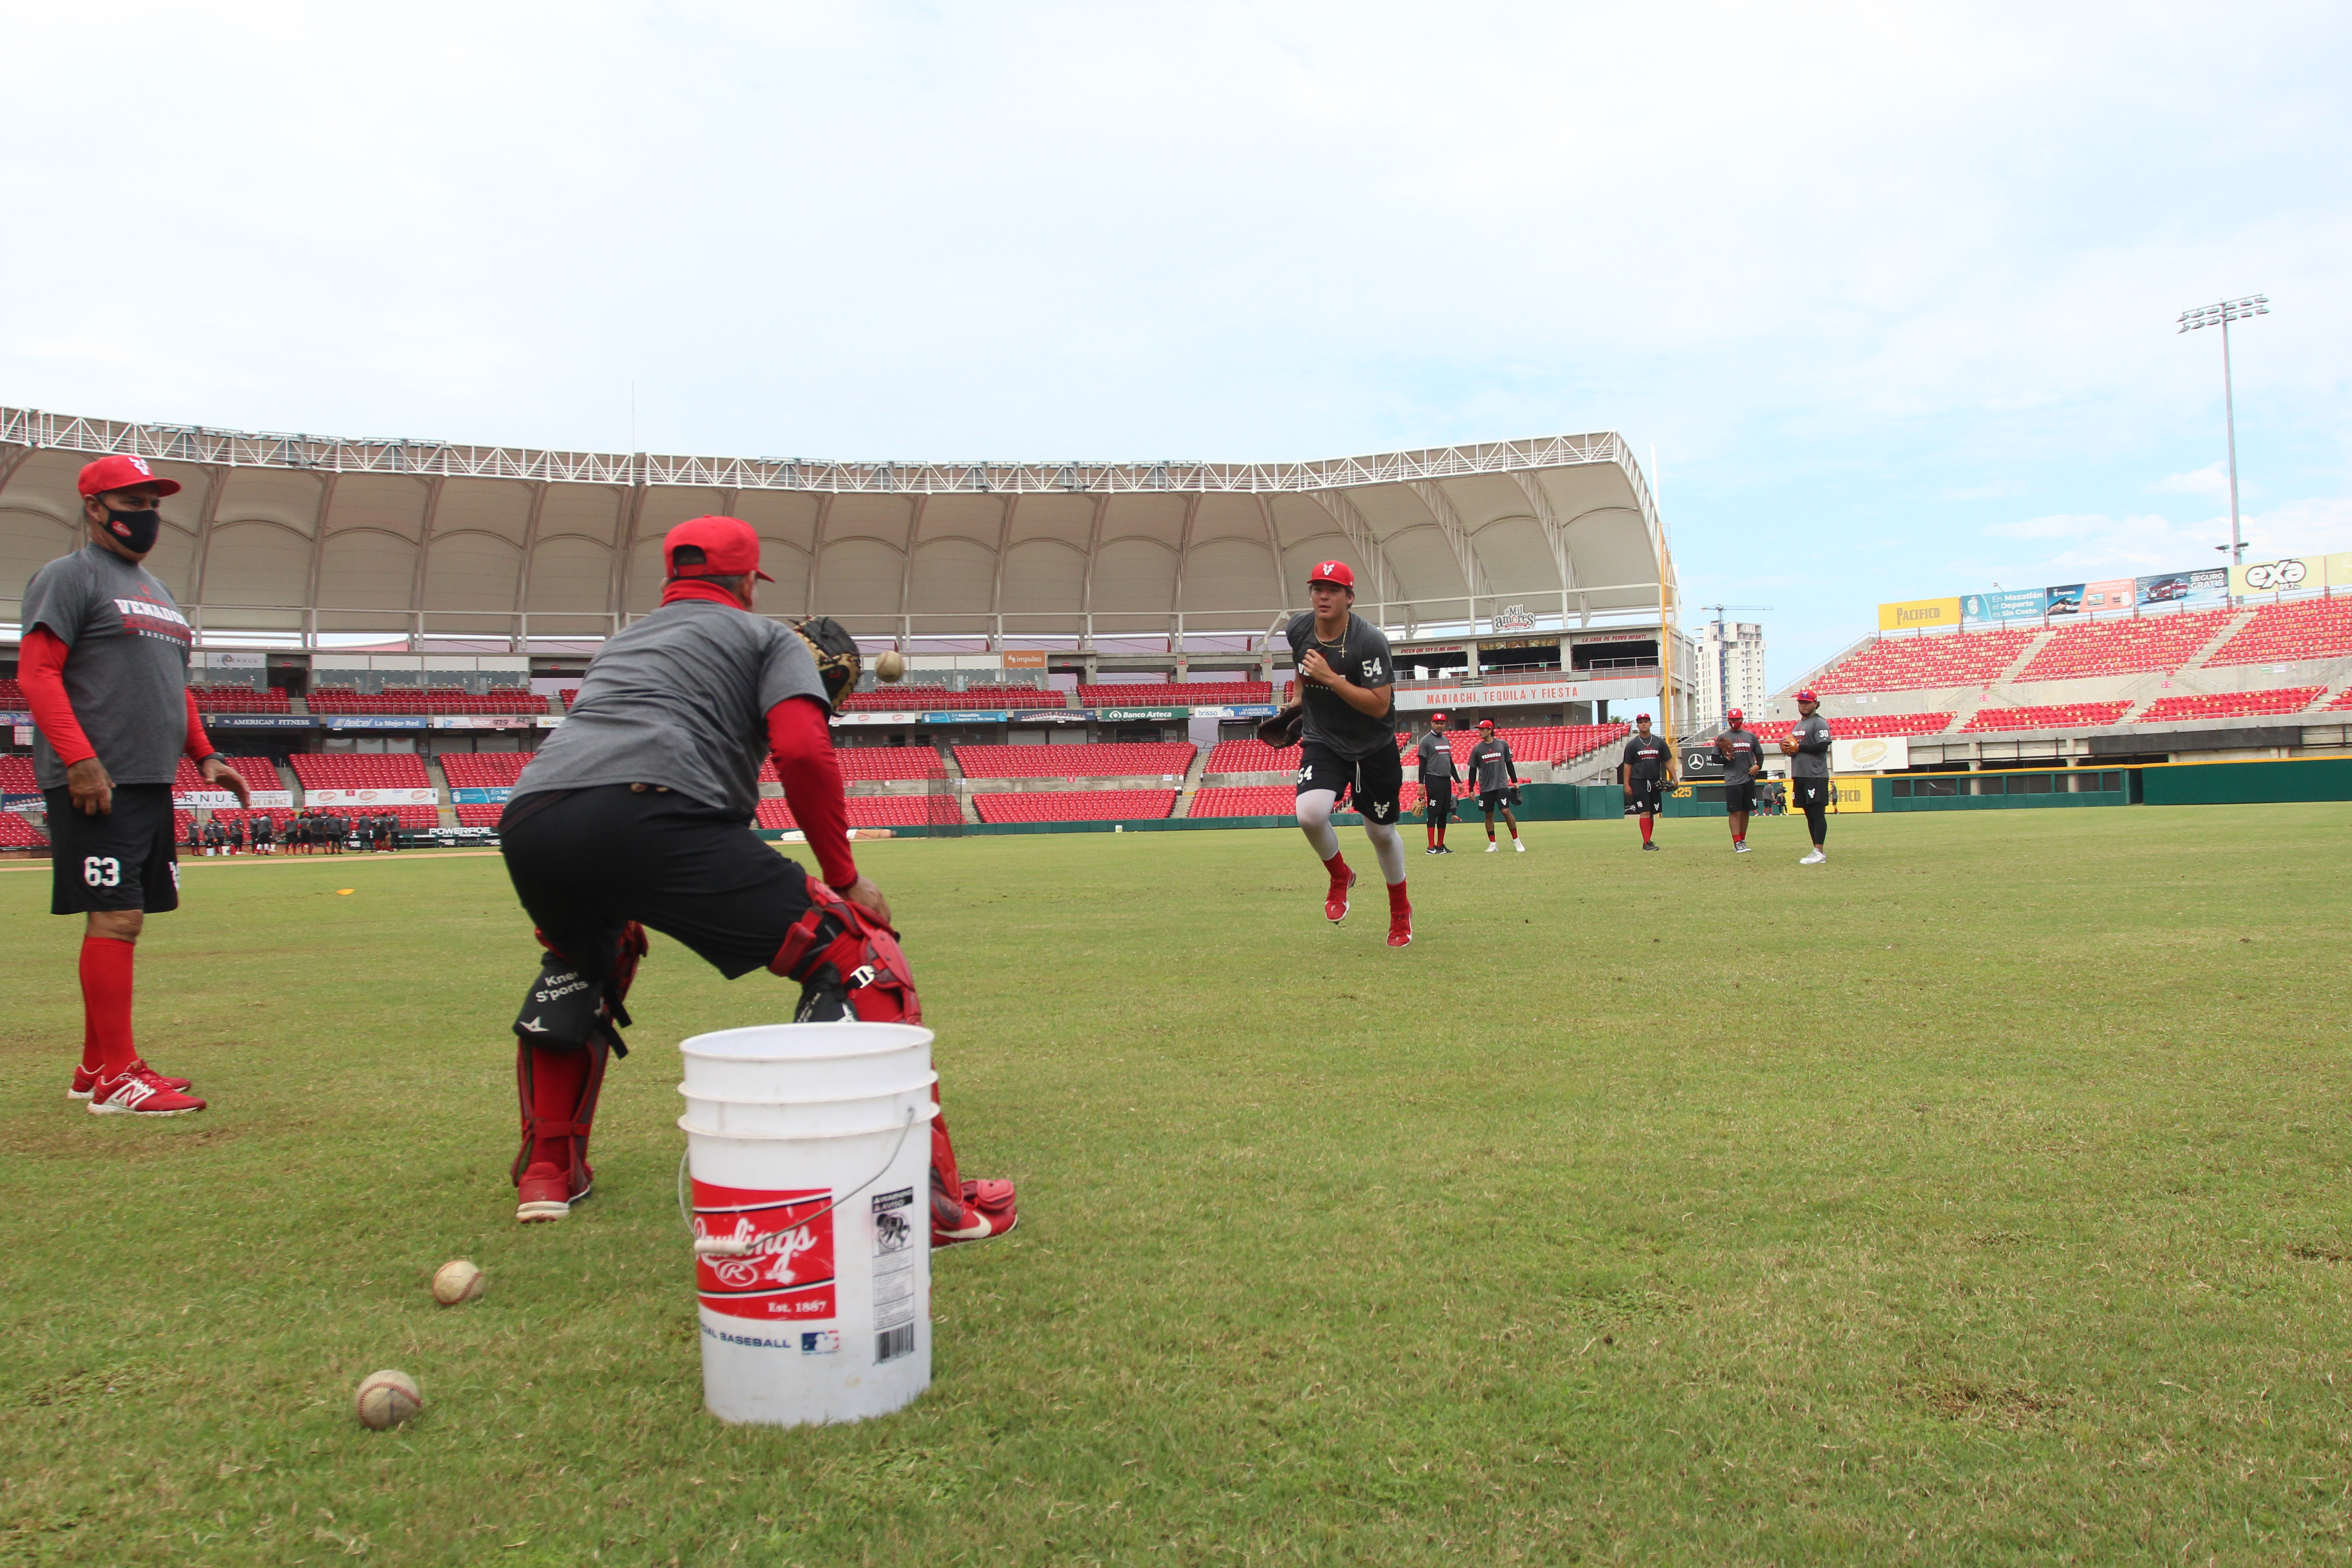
[2151,464,2232,501]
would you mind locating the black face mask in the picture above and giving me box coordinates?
[101,506,162,554]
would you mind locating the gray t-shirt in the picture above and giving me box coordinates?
[19,544,196,790]
[1415,730,1458,784]
[1789,713,1833,779]
[1715,727,1767,785]
[1468,738,1517,793]
[1284,611,1396,761]
[512,599,828,820]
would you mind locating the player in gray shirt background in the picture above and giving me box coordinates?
[1781,687,1833,864]
[1415,712,1461,855]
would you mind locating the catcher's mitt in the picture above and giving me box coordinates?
[1257,701,1305,749]
[791,616,863,711]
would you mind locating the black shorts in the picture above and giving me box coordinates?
[1297,740,1405,827]
[500,785,816,980]
[1627,779,1664,815]
[1480,788,1517,814]
[1421,778,1455,819]
[46,784,180,916]
[1723,780,1756,813]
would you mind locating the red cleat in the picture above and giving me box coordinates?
[70,1060,189,1101]
[1324,867,1357,924]
[934,1177,1018,1248]
[1387,904,1413,947]
[87,1065,206,1116]
[515,1159,593,1223]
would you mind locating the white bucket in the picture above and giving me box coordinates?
[678,1022,936,1427]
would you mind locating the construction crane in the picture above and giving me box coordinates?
[1693,603,1774,733]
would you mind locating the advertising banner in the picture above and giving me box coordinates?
[1001,650,1049,670]
[835,711,922,727]
[1007,708,1091,725]
[1096,706,1186,722]
[2080,578,2136,614]
[2232,556,2326,596]
[451,787,514,804]
[1831,735,1909,774]
[3,792,40,811]
[921,710,1006,725]
[323,715,429,731]
[175,789,294,809]
[302,787,437,806]
[1960,589,2054,622]
[207,713,318,730]
[534,715,566,728]
[1880,596,1965,631]
[11,725,29,747]
[2135,568,2226,607]
[2043,583,2087,616]
[2330,553,2352,588]
[429,715,534,730]
[1826,778,1874,813]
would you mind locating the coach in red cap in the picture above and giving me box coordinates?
[1284,559,1412,945]
[19,455,251,1115]
[494,516,1014,1243]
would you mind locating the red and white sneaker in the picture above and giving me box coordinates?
[87,1066,206,1117]
[515,1160,593,1223]
[934,1177,1018,1248]
[1324,867,1357,924]
[1387,906,1413,947]
[69,1060,191,1101]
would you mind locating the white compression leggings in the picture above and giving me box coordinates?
[1295,789,1407,886]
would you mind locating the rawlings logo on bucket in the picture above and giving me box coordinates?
[691,1181,837,1320]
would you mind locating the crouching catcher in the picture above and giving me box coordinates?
[495,515,1014,1245]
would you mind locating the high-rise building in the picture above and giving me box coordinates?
[1697,621,1767,732]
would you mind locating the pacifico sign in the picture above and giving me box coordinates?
[1877,597,1963,632]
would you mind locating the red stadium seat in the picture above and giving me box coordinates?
[1077,682,1272,707]
[2204,598,2352,667]
[2133,686,2324,723]
[953,742,1195,779]
[437,752,533,788]
[287,753,435,790]
[831,747,948,781]
[1205,740,1302,773]
[0,811,50,848]
[1960,702,2132,733]
[972,790,1176,823]
[455,804,506,826]
[0,755,41,794]
[187,683,293,712]
[1813,628,2037,694]
[2014,611,2233,681]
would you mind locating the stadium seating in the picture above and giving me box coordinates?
[1813,628,2037,693]
[957,684,1061,707]
[831,747,948,780]
[2014,610,2232,681]
[0,678,22,708]
[953,742,1195,779]
[755,795,963,830]
[1752,713,1955,741]
[973,790,1177,823]
[188,683,292,711]
[0,812,49,848]
[2204,597,2352,667]
[1961,702,2132,733]
[287,752,434,789]
[842,686,1013,711]
[1076,681,1272,706]
[559,688,578,708]
[306,685,545,714]
[2327,688,2352,713]
[2133,687,2325,723]
[455,804,505,827]
[1187,783,1425,818]
[1205,739,1302,773]
[436,751,532,787]
[0,756,41,793]
[171,755,276,789]
[1387,725,1627,766]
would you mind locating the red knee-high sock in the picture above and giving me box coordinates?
[1323,849,1349,881]
[1388,880,1411,914]
[80,937,137,1078]
[1424,820,1433,849]
[528,1046,589,1169]
[1639,815,1653,843]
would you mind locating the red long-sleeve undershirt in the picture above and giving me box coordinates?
[765,695,857,889]
[18,627,215,772]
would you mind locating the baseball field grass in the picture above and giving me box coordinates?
[2,801,2350,1566]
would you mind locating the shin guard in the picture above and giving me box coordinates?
[511,1036,610,1189]
[770,881,921,1025]
[508,921,644,1187]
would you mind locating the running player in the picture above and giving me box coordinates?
[1415,712,1461,855]
[1782,688,1832,864]
[20,454,251,1115]
[1619,711,1675,850]
[495,515,1014,1243]
[1285,560,1411,947]
[1465,719,1524,853]
[1714,708,1767,854]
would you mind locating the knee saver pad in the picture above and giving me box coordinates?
[772,880,921,1026]
[516,920,648,1057]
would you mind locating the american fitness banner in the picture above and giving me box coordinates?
[1881,551,2352,631]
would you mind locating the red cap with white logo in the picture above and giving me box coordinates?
[1728,708,1744,723]
[1308,560,1355,589]
[664,515,774,582]
[78,454,181,499]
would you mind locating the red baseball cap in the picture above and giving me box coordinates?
[664,515,773,581]
[1308,560,1355,589]
[1477,718,1494,729]
[1636,711,1651,721]
[78,453,181,499]
[1430,710,1449,724]
[1728,707,1744,722]
[1797,689,1819,703]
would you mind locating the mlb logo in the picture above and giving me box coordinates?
[801,1330,840,1355]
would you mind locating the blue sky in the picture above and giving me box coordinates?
[4,2,2346,681]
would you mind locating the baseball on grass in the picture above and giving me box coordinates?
[353,1369,424,1430]
[874,649,906,683]
[430,1259,486,1306]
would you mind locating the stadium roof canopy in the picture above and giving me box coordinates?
[0,406,1674,651]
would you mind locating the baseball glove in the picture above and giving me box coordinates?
[1257,701,1305,749]
[792,616,863,711]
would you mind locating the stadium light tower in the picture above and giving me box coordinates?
[2176,294,2269,577]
